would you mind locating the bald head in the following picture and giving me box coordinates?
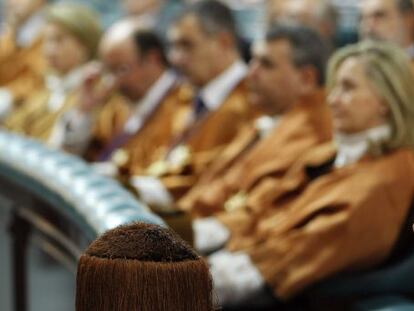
[120,0,164,17]
[99,18,140,59]
[267,0,337,42]
[99,18,167,102]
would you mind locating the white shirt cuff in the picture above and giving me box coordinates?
[91,161,119,177]
[209,250,265,307]
[193,217,230,254]
[48,109,94,153]
[0,88,13,122]
[130,176,175,213]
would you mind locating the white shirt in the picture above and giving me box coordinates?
[123,70,178,134]
[45,67,86,112]
[407,43,414,60]
[255,115,281,138]
[209,250,265,307]
[199,60,247,111]
[334,124,391,168]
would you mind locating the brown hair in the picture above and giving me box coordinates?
[76,222,213,311]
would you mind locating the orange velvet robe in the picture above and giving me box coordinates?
[0,32,45,106]
[219,143,414,299]
[154,80,260,200]
[87,85,192,175]
[82,94,132,161]
[178,89,332,217]
[4,87,78,141]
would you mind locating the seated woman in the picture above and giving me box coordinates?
[197,41,414,307]
[3,3,102,142]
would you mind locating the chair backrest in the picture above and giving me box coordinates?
[0,130,164,238]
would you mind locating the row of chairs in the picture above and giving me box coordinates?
[0,130,413,311]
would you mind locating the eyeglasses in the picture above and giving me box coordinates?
[106,63,134,77]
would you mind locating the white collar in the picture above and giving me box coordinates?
[45,67,86,112]
[334,124,391,168]
[124,70,178,134]
[199,60,247,111]
[45,67,86,94]
[407,43,414,60]
[255,115,282,138]
[17,12,45,47]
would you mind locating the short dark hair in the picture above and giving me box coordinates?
[175,0,237,40]
[266,23,329,86]
[134,30,168,66]
[397,0,414,13]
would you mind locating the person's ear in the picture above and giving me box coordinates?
[143,50,161,66]
[379,101,389,117]
[217,32,235,49]
[298,65,319,94]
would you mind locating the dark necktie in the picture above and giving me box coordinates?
[96,131,133,162]
[193,95,207,119]
[164,94,208,155]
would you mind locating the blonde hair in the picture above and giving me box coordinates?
[327,41,414,151]
[44,3,102,58]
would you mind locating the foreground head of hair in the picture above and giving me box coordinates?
[76,222,213,311]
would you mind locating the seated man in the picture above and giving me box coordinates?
[3,3,102,141]
[359,0,414,59]
[198,41,414,307]
[50,19,190,178]
[130,0,258,210]
[179,24,332,219]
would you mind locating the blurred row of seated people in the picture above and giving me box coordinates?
[1,0,414,309]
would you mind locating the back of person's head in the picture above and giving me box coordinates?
[327,41,414,150]
[76,222,213,311]
[120,0,164,17]
[266,22,329,86]
[269,0,338,42]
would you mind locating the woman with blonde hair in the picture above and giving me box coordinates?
[3,3,102,141]
[199,41,414,307]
